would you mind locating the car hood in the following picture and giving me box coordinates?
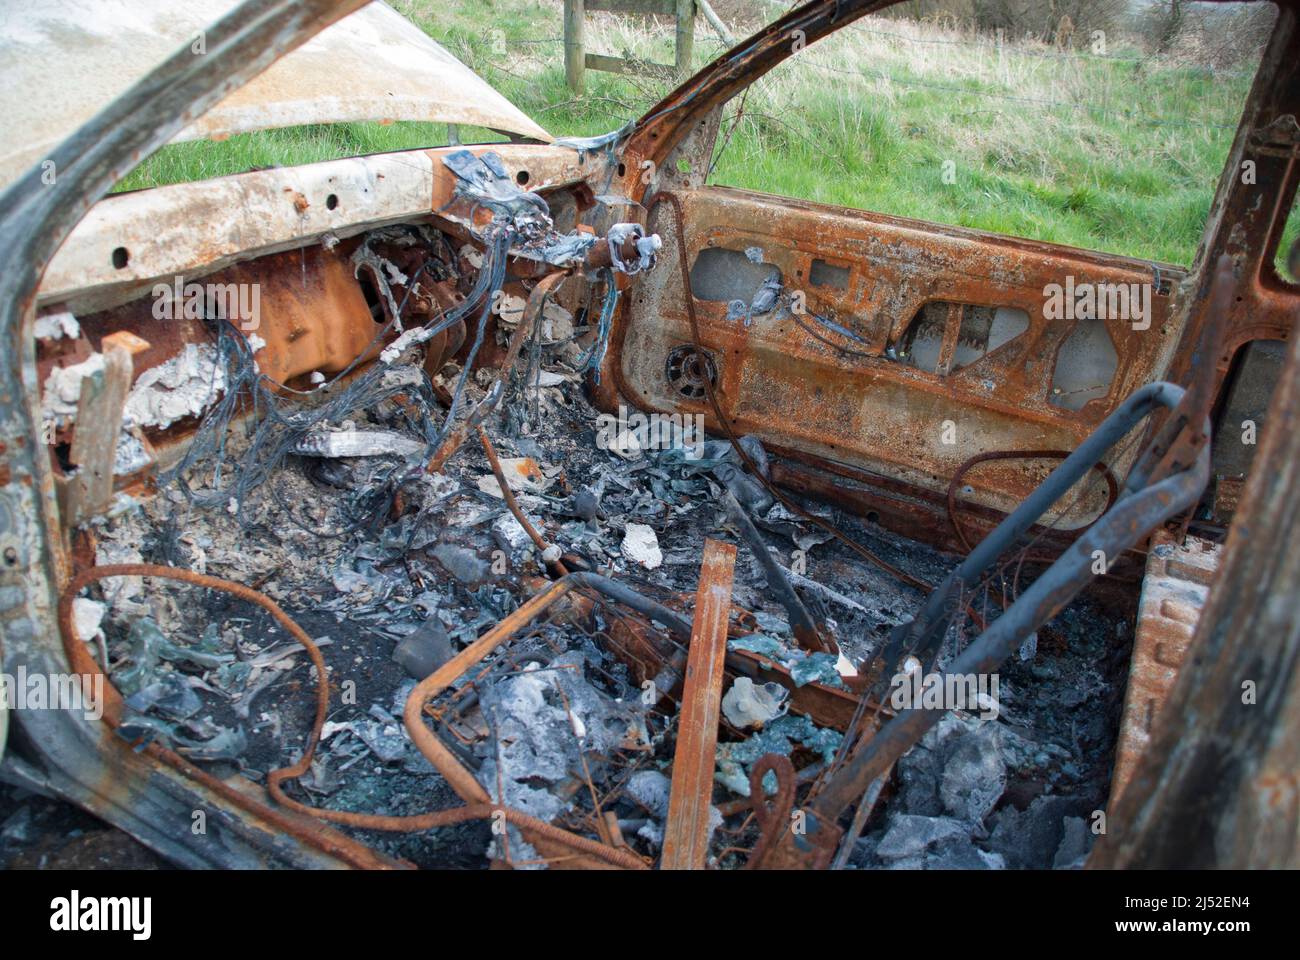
[0,0,551,189]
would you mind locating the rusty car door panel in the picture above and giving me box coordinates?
[612,185,1185,523]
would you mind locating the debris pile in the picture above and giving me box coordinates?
[75,330,1125,868]
[57,151,1133,870]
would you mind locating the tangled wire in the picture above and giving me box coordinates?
[162,225,517,534]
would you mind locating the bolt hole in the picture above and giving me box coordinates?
[326,193,339,210]
[617,162,627,178]
[515,170,530,186]
[111,247,130,269]
[866,511,880,524]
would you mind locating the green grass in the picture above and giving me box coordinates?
[113,121,505,193]
[116,0,1299,270]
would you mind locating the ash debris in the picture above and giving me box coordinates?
[69,209,1131,870]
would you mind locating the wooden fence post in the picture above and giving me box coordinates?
[675,0,695,78]
[567,0,698,92]
[564,0,586,94]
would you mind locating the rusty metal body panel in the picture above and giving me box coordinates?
[661,538,736,870]
[607,187,1183,524]
[39,145,603,315]
[72,246,384,396]
[0,0,550,190]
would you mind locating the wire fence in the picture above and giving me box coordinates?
[851,22,1144,60]
[463,16,1246,133]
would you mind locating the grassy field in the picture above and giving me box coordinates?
[117,0,1292,269]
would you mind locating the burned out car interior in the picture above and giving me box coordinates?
[0,0,1296,873]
